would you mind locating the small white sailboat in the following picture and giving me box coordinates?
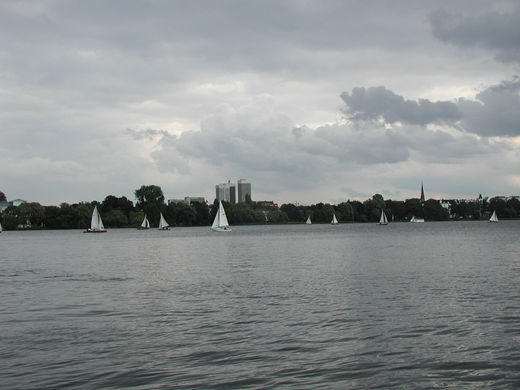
[139,214,151,230]
[306,216,312,225]
[158,213,169,230]
[84,206,107,233]
[211,201,231,232]
[331,213,338,224]
[378,209,388,225]
[489,210,498,223]
[0,222,2,233]
[410,216,424,223]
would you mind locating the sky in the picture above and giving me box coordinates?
[1,0,519,206]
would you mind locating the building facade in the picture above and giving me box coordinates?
[168,197,206,205]
[215,181,236,203]
[237,179,251,203]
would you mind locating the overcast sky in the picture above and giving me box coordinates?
[1,0,519,205]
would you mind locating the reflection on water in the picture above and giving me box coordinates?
[1,222,520,388]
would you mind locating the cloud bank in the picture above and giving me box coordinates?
[429,7,520,64]
[340,79,520,138]
[132,79,516,201]
[1,1,519,204]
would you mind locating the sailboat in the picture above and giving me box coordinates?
[489,210,498,223]
[410,216,424,223]
[331,213,338,224]
[211,201,231,232]
[84,206,107,233]
[158,213,169,230]
[0,222,2,233]
[138,214,151,230]
[306,216,312,225]
[378,209,388,225]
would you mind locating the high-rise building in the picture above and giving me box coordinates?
[215,181,236,203]
[237,179,252,203]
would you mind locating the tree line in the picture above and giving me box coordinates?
[1,187,519,230]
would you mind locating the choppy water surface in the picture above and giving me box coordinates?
[1,221,520,389]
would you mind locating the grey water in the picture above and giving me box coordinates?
[1,221,519,389]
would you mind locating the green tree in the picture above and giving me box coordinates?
[17,202,46,227]
[175,203,197,226]
[163,203,177,226]
[73,203,92,229]
[488,197,507,218]
[450,200,480,219]
[43,206,62,228]
[280,203,302,222]
[363,196,383,222]
[129,211,144,227]
[1,206,22,230]
[266,209,288,223]
[103,209,128,227]
[2,213,20,230]
[423,199,449,221]
[350,201,364,222]
[134,185,165,225]
[404,198,423,219]
[372,194,385,210]
[101,195,134,214]
[245,193,253,206]
[386,200,406,221]
[191,201,210,225]
[506,198,520,217]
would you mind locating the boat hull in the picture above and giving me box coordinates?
[211,227,232,232]
[83,229,107,233]
[158,227,169,230]
[138,227,150,230]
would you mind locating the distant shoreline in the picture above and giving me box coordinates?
[3,218,518,232]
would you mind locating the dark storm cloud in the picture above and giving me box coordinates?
[429,7,520,63]
[341,79,520,137]
[458,78,520,137]
[340,87,461,125]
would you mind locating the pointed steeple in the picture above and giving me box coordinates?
[420,181,425,202]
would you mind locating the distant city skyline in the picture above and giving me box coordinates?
[1,1,519,206]
[1,178,517,208]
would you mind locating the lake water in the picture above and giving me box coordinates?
[1,222,520,389]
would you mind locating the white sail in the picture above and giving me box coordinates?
[331,213,338,224]
[87,206,106,232]
[211,201,231,231]
[410,216,424,223]
[158,213,169,229]
[306,216,312,224]
[379,209,388,225]
[0,222,2,232]
[489,210,498,223]
[140,214,150,229]
[91,206,100,230]
[98,210,105,230]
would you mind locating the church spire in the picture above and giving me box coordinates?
[420,181,425,202]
